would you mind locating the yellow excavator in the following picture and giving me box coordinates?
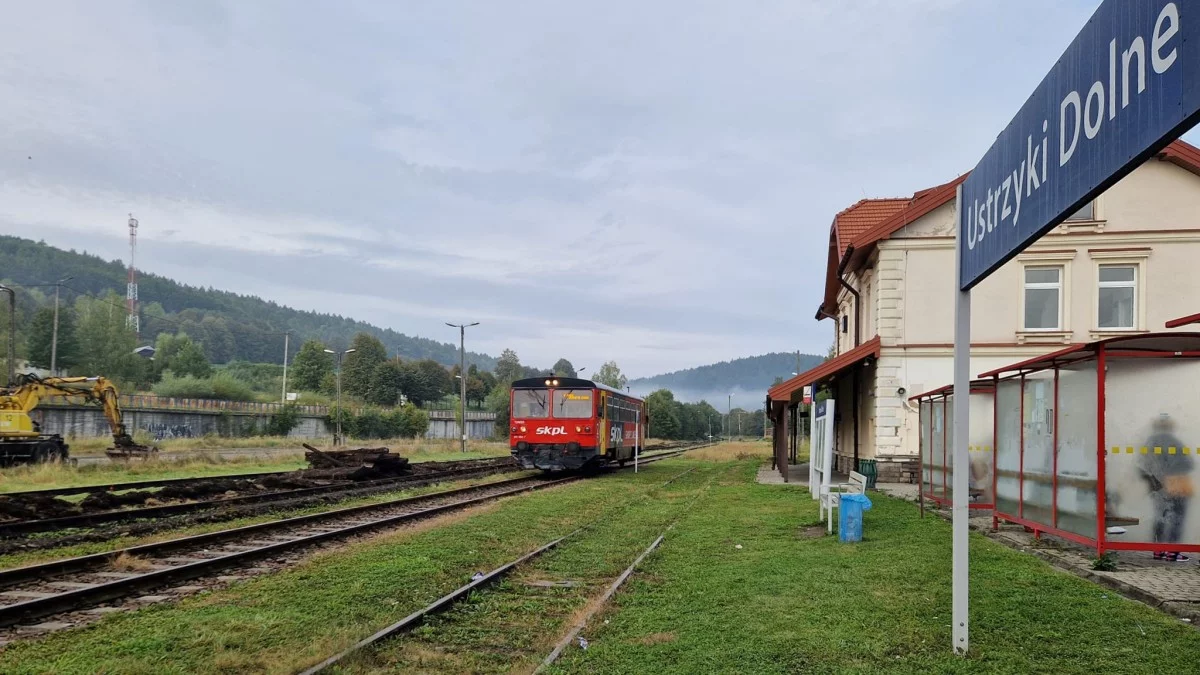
[0,374,156,465]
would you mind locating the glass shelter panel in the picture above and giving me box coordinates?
[920,400,932,499]
[995,379,1022,517]
[931,400,946,499]
[1056,363,1098,537]
[1021,373,1055,527]
[1104,358,1200,549]
[969,390,996,506]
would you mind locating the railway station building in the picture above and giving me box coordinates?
[769,140,1200,483]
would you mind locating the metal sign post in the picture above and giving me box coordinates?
[953,0,1200,656]
[635,406,640,473]
[952,184,970,654]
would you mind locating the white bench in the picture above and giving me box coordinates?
[819,471,867,534]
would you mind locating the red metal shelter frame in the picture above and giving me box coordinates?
[978,332,1200,555]
[910,380,996,511]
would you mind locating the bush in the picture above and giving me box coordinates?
[327,404,430,440]
[352,408,390,440]
[486,387,510,438]
[399,404,429,438]
[153,372,256,402]
[265,404,302,437]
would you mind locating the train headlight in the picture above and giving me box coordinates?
[575,425,582,433]
[544,379,551,386]
[520,426,527,433]
[552,379,559,386]
[511,425,518,433]
[584,425,592,433]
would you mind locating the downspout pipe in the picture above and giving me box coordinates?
[836,261,862,473]
[837,274,862,348]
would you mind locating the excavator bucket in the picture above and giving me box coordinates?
[104,433,159,461]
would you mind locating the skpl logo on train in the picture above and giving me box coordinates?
[508,376,644,472]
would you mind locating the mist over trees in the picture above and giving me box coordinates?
[629,352,821,409]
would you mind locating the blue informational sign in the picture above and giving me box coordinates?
[959,1,1200,289]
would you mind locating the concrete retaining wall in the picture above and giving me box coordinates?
[32,406,498,442]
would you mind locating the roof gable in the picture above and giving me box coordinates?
[816,138,1200,318]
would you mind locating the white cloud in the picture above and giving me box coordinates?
[0,0,1150,379]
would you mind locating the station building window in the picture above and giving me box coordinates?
[1097,265,1137,330]
[1023,266,1064,331]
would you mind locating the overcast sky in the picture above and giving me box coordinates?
[0,1,1153,377]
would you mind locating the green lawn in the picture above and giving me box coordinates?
[1,457,1197,674]
[553,462,1200,674]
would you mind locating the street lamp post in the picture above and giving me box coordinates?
[726,393,734,440]
[281,331,290,404]
[323,348,356,446]
[446,322,479,453]
[50,276,72,374]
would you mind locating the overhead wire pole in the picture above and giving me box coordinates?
[50,275,72,374]
[446,322,479,453]
[0,286,13,385]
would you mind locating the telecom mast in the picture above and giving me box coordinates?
[126,214,139,336]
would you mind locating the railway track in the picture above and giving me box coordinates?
[0,457,519,537]
[0,446,699,632]
[302,462,702,674]
[2,469,296,499]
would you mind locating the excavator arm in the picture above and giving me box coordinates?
[2,375,139,448]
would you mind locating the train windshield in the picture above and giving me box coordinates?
[512,389,549,418]
[552,389,593,418]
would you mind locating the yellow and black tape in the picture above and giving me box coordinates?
[966,445,992,453]
[1110,446,1193,455]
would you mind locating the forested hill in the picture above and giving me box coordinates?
[629,352,823,408]
[0,236,497,369]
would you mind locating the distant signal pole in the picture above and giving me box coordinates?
[126,214,139,337]
[446,321,479,453]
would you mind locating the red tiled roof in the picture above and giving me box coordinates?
[768,336,881,402]
[816,139,1200,319]
[833,198,910,258]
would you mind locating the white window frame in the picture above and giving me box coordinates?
[1089,250,1149,338]
[1057,197,1104,234]
[1023,266,1064,330]
[1065,200,1095,221]
[1016,251,1075,344]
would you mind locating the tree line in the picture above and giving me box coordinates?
[0,235,496,368]
[644,389,765,440]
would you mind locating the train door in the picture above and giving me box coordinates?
[598,392,608,457]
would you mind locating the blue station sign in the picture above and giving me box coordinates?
[959,1,1200,289]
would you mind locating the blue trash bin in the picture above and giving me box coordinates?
[838,493,873,543]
